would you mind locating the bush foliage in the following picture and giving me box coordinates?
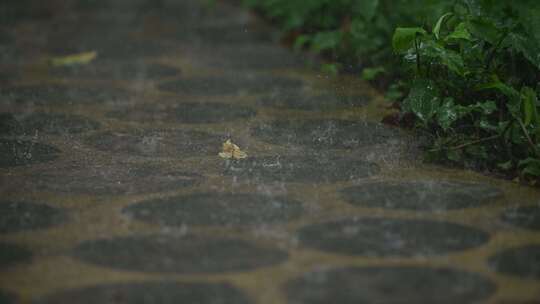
[244,0,540,182]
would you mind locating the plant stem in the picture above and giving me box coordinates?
[428,134,500,152]
[486,30,509,70]
[500,121,514,161]
[414,35,421,75]
[516,118,539,156]
[448,134,500,150]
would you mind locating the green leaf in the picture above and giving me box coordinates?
[508,122,524,144]
[385,83,404,101]
[402,79,441,124]
[466,18,500,44]
[361,66,385,81]
[519,157,540,177]
[422,41,466,76]
[392,27,427,53]
[433,13,453,40]
[480,101,497,114]
[321,63,340,76]
[507,32,540,70]
[497,160,514,171]
[293,34,311,51]
[350,19,367,39]
[445,22,472,42]
[352,0,379,21]
[476,78,519,99]
[436,98,458,130]
[479,119,497,131]
[476,75,521,116]
[521,86,538,126]
[446,149,463,163]
[475,100,497,115]
[465,144,488,160]
[311,31,342,52]
[441,49,466,76]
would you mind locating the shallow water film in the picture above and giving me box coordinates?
[1,0,540,303]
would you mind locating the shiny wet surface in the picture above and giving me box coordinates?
[1,1,540,303]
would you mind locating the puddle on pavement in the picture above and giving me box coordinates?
[1,0,540,303]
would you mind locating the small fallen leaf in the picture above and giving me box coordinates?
[50,51,97,67]
[219,139,247,159]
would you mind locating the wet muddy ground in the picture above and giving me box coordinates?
[1,0,540,303]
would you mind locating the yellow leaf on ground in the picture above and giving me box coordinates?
[219,139,247,159]
[50,51,97,67]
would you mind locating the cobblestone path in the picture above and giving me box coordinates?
[1,0,540,303]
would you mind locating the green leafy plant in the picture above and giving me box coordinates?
[393,0,540,181]
[244,0,540,182]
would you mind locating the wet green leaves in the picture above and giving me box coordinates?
[521,87,539,127]
[245,0,540,181]
[392,27,426,54]
[402,79,440,125]
[393,1,540,181]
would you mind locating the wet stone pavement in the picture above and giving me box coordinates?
[0,1,540,304]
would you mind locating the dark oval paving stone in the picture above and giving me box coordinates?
[96,41,166,60]
[172,25,276,46]
[194,26,276,45]
[19,112,100,135]
[106,102,256,124]
[0,139,60,168]
[0,48,20,66]
[0,201,66,234]
[0,290,17,304]
[123,192,304,226]
[500,205,540,231]
[0,242,32,270]
[489,245,540,280]
[141,0,248,28]
[284,266,496,304]
[50,38,167,61]
[496,299,540,304]
[158,74,304,96]
[0,29,14,44]
[83,129,222,157]
[0,113,23,135]
[51,62,180,80]
[260,91,371,111]
[0,0,53,26]
[33,281,250,304]
[223,155,380,183]
[0,84,132,106]
[341,180,503,211]
[74,0,189,12]
[26,163,202,195]
[0,71,12,84]
[72,235,288,273]
[297,218,489,257]
[251,119,398,149]
[0,66,18,84]
[1,112,100,135]
[198,45,303,70]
